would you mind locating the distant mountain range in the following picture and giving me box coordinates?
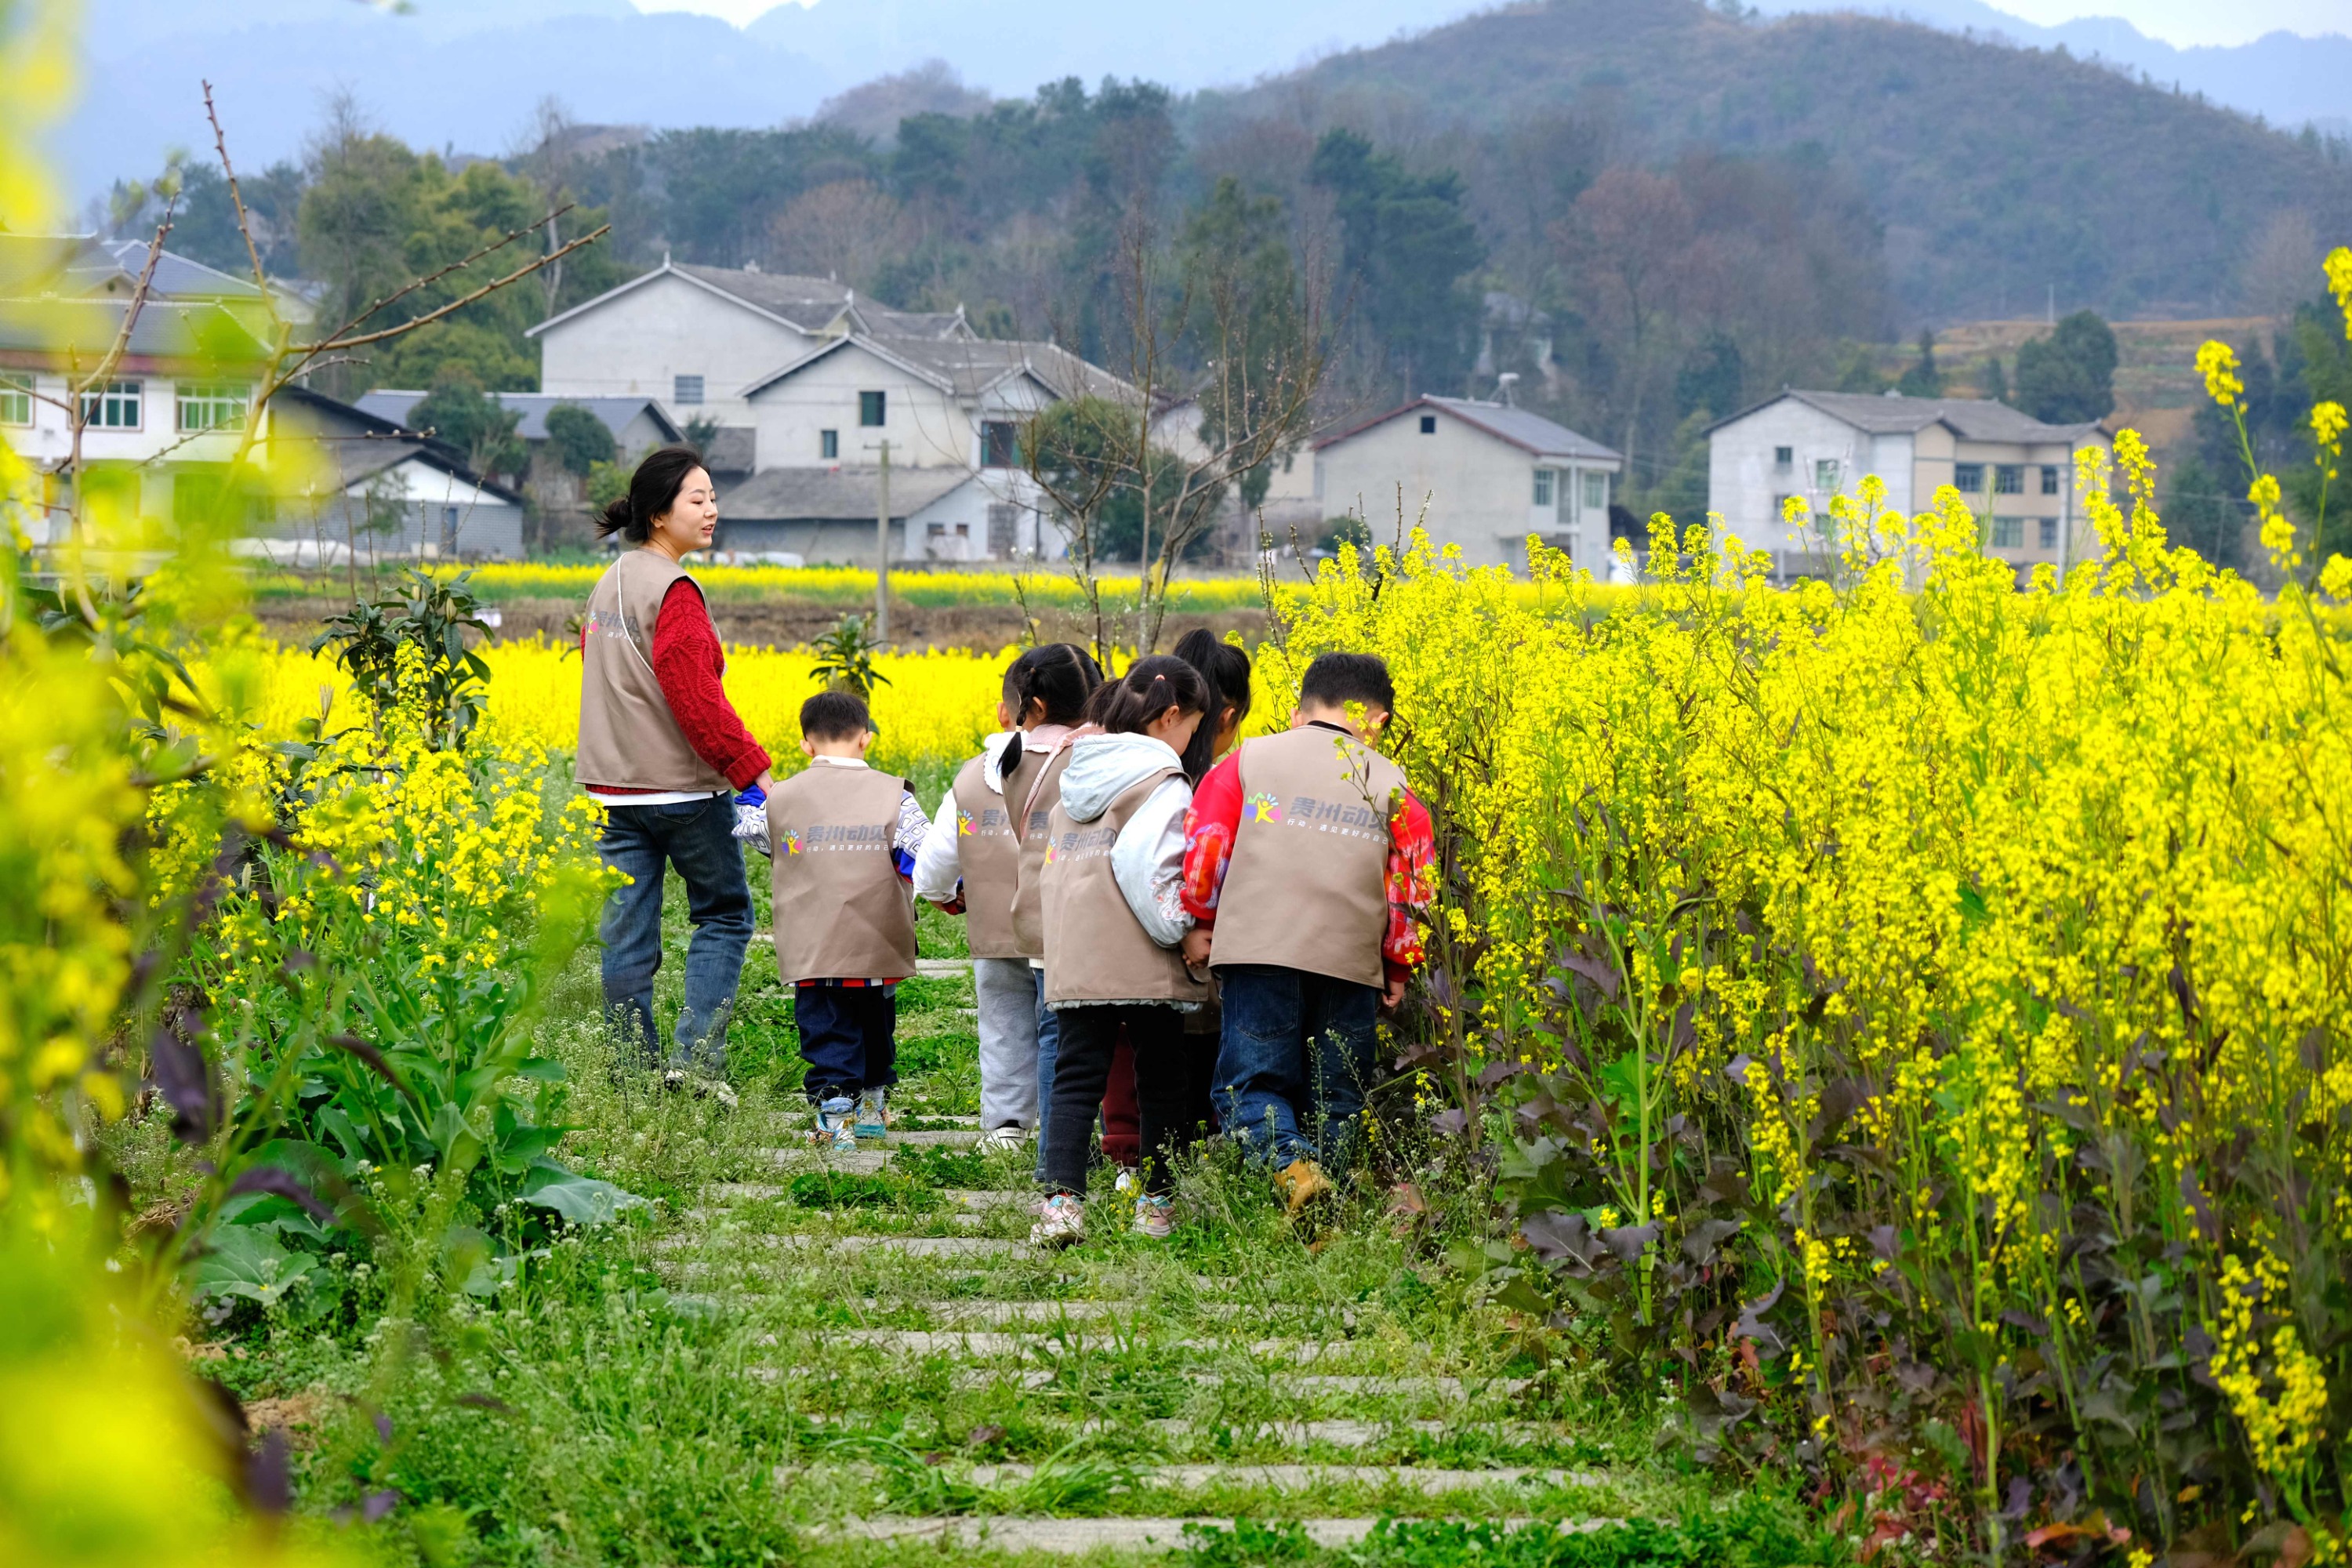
[47,0,2349,203]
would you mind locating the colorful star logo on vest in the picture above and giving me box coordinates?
[1042,839,1058,866]
[957,807,977,837]
[1246,791,1285,825]
[780,829,804,855]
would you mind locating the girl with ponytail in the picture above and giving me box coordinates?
[911,644,1103,1152]
[1029,656,1214,1247]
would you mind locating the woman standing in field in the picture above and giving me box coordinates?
[576,445,773,1098]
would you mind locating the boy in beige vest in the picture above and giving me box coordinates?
[765,691,929,1152]
[1180,653,1436,1216]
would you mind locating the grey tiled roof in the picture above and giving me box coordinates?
[722,463,973,522]
[1316,394,1621,463]
[355,390,682,445]
[1726,390,2099,441]
[673,263,852,331]
[745,332,1138,405]
[0,295,271,363]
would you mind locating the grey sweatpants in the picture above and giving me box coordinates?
[974,956,1041,1131]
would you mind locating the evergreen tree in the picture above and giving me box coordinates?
[1309,129,1485,397]
[1896,328,1942,397]
[2013,310,2118,423]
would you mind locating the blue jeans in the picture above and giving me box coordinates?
[795,984,898,1103]
[1213,964,1381,1174]
[1030,967,1062,1181]
[597,793,753,1075]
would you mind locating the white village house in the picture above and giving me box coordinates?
[532,260,1141,564]
[1311,395,1622,570]
[1705,389,2113,582]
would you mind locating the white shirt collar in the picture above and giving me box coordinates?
[808,753,869,769]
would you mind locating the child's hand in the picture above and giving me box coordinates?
[1181,926,1213,970]
[1381,975,1408,1013]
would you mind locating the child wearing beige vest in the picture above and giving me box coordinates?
[765,690,930,1152]
[912,645,1102,1153]
[1031,657,1215,1248]
[1181,652,1436,1219]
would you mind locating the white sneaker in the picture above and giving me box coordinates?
[1112,1167,1142,1200]
[855,1087,888,1141]
[1029,1192,1086,1249]
[811,1095,856,1152]
[975,1124,1029,1154]
[1132,1193,1174,1240]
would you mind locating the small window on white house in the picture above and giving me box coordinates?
[176,382,249,434]
[1418,414,1437,434]
[2041,465,2061,495]
[1991,516,2025,549]
[1584,471,1606,510]
[79,379,141,430]
[981,420,1018,468]
[820,430,839,460]
[673,374,705,405]
[1994,463,2025,495]
[1813,459,1838,491]
[1773,445,1794,467]
[859,390,886,427]
[1953,463,1985,492]
[0,374,31,426]
[2038,517,2059,550]
[1532,468,1555,507]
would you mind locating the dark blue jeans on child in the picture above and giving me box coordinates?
[1212,964,1381,1174]
[796,982,898,1104]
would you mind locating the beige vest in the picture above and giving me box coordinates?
[1208,725,1408,988]
[1041,766,1210,1008]
[576,548,734,794]
[1009,742,1077,959]
[765,764,920,983]
[949,745,1033,960]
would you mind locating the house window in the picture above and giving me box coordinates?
[2038,517,2059,550]
[1994,463,2024,495]
[2041,464,2060,495]
[1532,468,1555,507]
[982,419,1019,468]
[175,382,249,434]
[1418,414,1437,434]
[673,374,704,406]
[0,374,30,426]
[1813,459,1838,491]
[1584,471,1606,510]
[1991,516,2024,549]
[1773,445,1793,468]
[79,379,142,430]
[820,429,839,460]
[859,390,886,427]
[1953,462,1984,493]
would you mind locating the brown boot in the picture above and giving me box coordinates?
[1273,1159,1335,1217]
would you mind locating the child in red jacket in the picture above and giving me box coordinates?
[1180,652,1434,1215]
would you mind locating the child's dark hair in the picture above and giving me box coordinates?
[800,689,871,742]
[1085,655,1209,736]
[1171,628,1253,783]
[594,444,708,543]
[1001,643,1102,727]
[1298,652,1396,717]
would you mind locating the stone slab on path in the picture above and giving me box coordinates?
[826,1516,1381,1552]
[826,1329,1363,1362]
[960,1463,1592,1493]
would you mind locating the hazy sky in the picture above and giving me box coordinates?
[633,0,2350,47]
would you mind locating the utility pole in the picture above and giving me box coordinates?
[870,437,891,641]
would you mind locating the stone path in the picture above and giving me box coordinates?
[651,957,1639,1557]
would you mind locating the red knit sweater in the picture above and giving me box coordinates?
[584,577,771,793]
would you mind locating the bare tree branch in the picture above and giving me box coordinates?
[202,80,275,318]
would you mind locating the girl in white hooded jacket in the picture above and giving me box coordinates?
[1030,656,1210,1246]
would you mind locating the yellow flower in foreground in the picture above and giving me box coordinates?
[2197,339,2245,409]
[2314,401,2347,455]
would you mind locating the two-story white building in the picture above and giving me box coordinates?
[1311,395,1622,569]
[534,260,1147,564]
[1704,389,2112,583]
[528,258,973,435]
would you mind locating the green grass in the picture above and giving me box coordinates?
[121,841,1824,1566]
